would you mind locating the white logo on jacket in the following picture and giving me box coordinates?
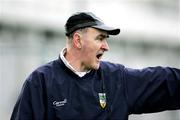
[53,99,67,107]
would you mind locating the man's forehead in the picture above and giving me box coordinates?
[88,27,109,36]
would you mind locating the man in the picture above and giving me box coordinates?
[11,12,180,120]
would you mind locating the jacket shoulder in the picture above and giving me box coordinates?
[26,59,60,83]
[100,61,125,72]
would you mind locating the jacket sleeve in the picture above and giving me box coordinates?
[10,71,46,120]
[124,66,180,114]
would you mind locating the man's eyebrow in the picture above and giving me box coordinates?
[96,34,109,39]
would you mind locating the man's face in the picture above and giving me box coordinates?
[80,28,109,70]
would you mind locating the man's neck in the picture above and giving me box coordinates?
[65,48,85,72]
[60,48,90,77]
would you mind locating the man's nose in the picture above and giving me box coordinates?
[101,40,110,51]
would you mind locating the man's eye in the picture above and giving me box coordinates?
[98,37,104,41]
[95,35,108,41]
[96,37,105,41]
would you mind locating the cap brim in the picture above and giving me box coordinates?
[92,24,120,35]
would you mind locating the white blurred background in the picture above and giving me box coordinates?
[0,0,180,119]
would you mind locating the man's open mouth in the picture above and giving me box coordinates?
[96,53,103,60]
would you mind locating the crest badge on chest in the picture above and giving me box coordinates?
[98,93,106,109]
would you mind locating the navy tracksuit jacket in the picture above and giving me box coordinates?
[11,57,180,120]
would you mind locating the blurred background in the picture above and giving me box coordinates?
[0,0,180,119]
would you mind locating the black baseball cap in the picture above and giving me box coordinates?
[65,12,120,36]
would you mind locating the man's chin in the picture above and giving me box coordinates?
[92,63,100,70]
[86,62,101,70]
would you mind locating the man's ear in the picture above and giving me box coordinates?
[73,32,82,49]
